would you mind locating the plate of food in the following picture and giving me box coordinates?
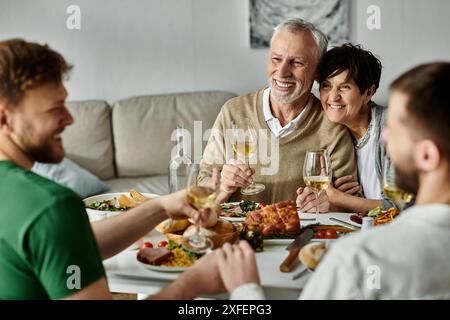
[220,200,262,222]
[83,190,158,221]
[367,207,401,225]
[136,240,200,272]
[303,224,357,239]
[240,200,301,250]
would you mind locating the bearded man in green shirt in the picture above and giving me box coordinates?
[0,39,221,300]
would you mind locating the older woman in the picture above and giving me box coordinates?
[297,43,397,213]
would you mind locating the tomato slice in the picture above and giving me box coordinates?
[316,231,326,239]
[325,229,338,239]
[157,240,168,248]
[141,242,153,249]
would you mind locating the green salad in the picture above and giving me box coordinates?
[87,198,125,212]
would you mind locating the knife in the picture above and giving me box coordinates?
[279,228,314,273]
[329,217,361,230]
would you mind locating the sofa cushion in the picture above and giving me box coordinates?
[104,175,169,195]
[63,100,115,179]
[112,91,236,177]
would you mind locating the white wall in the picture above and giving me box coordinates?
[0,0,449,105]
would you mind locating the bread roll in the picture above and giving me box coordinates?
[298,242,327,270]
[155,218,190,234]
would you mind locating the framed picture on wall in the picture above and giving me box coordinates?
[249,0,349,48]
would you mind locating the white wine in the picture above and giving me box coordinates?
[187,186,216,209]
[304,176,331,193]
[383,184,413,205]
[232,142,256,158]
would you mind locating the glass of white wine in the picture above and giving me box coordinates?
[382,158,414,209]
[231,118,265,195]
[182,164,218,254]
[303,149,332,218]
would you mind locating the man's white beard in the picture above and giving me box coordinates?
[269,81,306,105]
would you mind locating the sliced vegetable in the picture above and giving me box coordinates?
[316,231,326,239]
[157,240,168,248]
[325,229,338,239]
[141,242,153,249]
[368,206,382,218]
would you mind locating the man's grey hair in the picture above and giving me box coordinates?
[271,18,328,62]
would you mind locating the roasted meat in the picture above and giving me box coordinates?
[243,200,300,237]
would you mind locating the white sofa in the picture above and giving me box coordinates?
[62,91,236,195]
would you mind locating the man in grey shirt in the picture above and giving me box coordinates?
[197,62,450,300]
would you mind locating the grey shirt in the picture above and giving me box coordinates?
[370,102,398,210]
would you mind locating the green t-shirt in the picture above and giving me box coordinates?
[0,161,105,299]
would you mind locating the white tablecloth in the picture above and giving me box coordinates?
[103,212,360,299]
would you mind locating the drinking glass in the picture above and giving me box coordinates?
[303,149,332,218]
[382,158,414,209]
[231,118,265,195]
[182,164,218,253]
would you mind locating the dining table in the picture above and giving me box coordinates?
[103,211,361,300]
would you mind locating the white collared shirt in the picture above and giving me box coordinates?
[230,204,450,300]
[262,87,312,138]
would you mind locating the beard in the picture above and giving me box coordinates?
[394,164,419,195]
[26,140,64,164]
[269,78,307,105]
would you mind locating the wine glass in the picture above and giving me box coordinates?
[231,118,265,195]
[382,158,414,209]
[182,163,218,254]
[302,149,332,218]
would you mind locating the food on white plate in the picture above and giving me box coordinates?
[137,240,200,268]
[129,189,150,203]
[374,208,400,225]
[158,215,240,249]
[86,189,151,211]
[298,242,327,270]
[118,194,137,208]
[367,206,401,225]
[221,200,262,218]
[304,224,356,239]
[243,200,300,238]
[137,247,173,266]
[156,219,191,234]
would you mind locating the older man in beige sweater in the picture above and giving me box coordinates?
[199,18,356,205]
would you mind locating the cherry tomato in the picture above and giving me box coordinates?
[325,229,338,239]
[316,231,326,239]
[141,242,153,249]
[157,240,168,248]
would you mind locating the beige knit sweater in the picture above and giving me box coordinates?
[199,89,357,204]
